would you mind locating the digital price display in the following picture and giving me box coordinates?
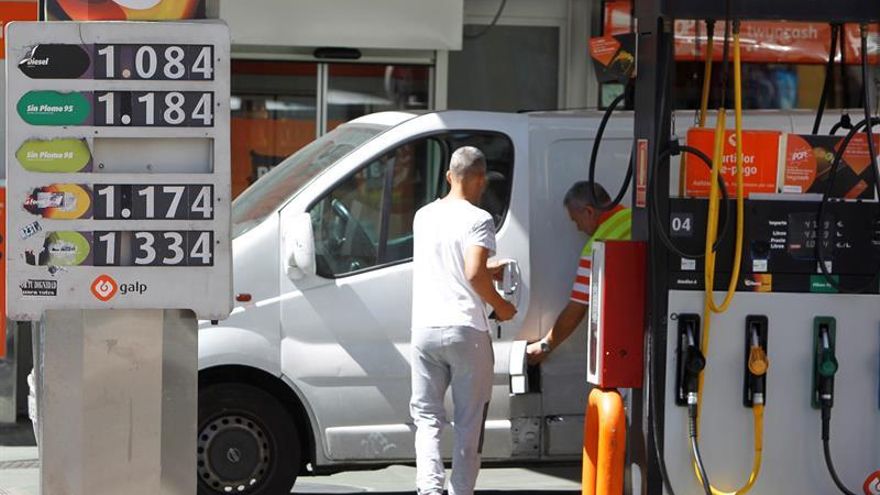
[787,212,837,261]
[24,230,214,268]
[94,91,214,127]
[94,230,213,267]
[19,43,214,81]
[18,90,214,127]
[20,183,214,220]
[7,22,231,320]
[93,184,214,220]
[94,44,214,81]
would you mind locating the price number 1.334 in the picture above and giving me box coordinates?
[94,230,214,267]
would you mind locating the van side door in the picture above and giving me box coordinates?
[278,125,529,463]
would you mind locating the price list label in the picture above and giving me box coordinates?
[6,21,231,320]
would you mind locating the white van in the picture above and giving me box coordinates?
[195,109,819,494]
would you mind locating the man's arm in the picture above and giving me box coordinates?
[526,301,587,364]
[465,245,516,321]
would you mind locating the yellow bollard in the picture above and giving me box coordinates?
[583,388,626,495]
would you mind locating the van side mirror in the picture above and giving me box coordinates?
[284,213,316,280]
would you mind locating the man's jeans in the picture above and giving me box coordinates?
[410,326,494,495]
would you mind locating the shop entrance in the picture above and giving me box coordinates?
[231,60,432,197]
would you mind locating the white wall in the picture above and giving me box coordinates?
[219,0,463,50]
[460,0,596,110]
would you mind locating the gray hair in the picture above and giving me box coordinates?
[563,181,611,210]
[449,146,487,178]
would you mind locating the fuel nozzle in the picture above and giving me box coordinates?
[744,317,769,407]
[817,324,838,407]
[683,325,706,419]
[675,314,705,409]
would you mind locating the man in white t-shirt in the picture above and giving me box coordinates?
[410,146,517,495]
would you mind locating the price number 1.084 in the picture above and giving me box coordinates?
[95,44,214,81]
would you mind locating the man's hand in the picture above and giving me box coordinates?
[467,247,517,320]
[526,341,549,365]
[487,259,507,282]
[526,302,587,366]
[492,299,517,322]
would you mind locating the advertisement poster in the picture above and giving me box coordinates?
[603,0,879,64]
[684,127,782,197]
[782,133,879,199]
[590,33,636,84]
[45,0,206,21]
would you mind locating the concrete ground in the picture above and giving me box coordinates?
[1,418,580,495]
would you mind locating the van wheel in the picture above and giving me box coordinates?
[198,382,301,495]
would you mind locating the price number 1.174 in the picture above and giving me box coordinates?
[94,184,214,220]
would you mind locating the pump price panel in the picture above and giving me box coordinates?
[667,199,880,294]
[6,22,232,320]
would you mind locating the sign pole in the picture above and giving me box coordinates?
[36,309,196,494]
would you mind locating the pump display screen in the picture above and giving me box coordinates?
[667,199,880,293]
[786,212,836,261]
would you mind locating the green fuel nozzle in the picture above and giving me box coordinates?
[815,323,837,409]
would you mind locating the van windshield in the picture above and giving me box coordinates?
[232,124,385,237]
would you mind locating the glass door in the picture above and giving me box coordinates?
[231,60,433,198]
[326,64,431,131]
[231,61,319,197]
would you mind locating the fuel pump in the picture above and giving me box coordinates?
[630,2,880,495]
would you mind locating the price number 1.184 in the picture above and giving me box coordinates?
[95,91,213,127]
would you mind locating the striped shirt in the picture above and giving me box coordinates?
[570,206,632,305]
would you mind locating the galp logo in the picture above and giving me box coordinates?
[91,274,118,302]
[865,470,880,495]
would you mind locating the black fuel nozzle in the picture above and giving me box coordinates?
[675,314,705,408]
[683,325,706,411]
[683,340,705,438]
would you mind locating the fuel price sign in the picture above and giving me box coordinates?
[6,21,231,320]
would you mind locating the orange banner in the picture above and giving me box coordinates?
[604,1,880,64]
[0,1,38,60]
[684,128,782,197]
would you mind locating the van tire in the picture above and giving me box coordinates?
[198,382,302,495]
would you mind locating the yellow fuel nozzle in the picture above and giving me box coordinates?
[748,346,769,376]
[748,326,769,376]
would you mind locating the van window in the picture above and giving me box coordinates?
[232,123,385,238]
[310,132,514,278]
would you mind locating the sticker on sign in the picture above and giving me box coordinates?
[20,279,57,297]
